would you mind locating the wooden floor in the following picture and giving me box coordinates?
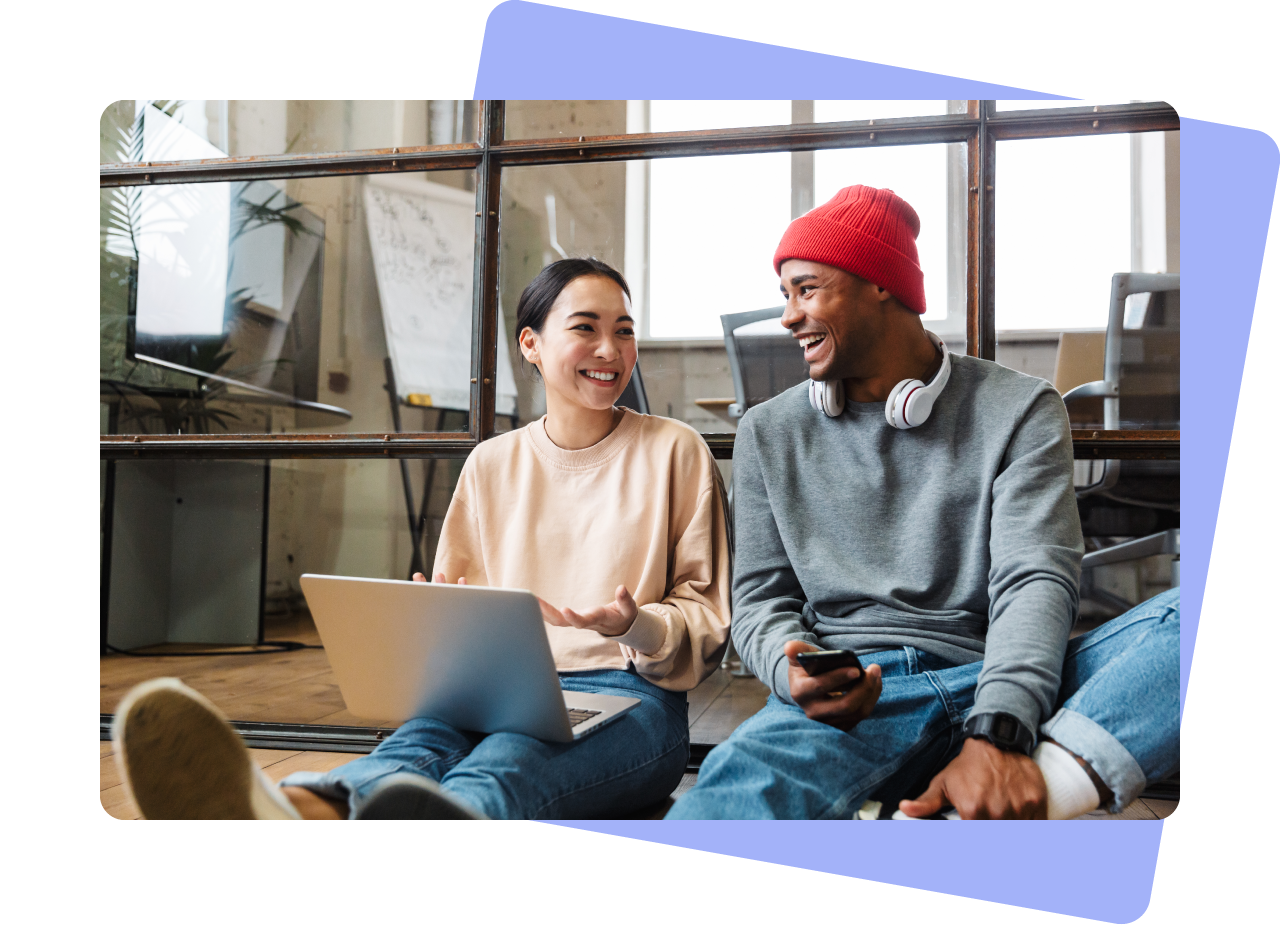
[101,614,1176,821]
[100,613,772,820]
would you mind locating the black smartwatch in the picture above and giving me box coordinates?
[963,712,1035,756]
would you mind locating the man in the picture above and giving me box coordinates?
[668,185,1178,820]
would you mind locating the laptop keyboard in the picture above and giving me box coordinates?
[566,708,603,728]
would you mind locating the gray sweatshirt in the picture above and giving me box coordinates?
[730,354,1083,732]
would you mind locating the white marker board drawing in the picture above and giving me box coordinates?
[364,174,516,414]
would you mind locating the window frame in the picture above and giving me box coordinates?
[100,99,1180,463]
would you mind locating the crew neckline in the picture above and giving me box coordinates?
[526,408,643,469]
[844,400,888,415]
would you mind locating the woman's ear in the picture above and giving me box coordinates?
[518,326,540,366]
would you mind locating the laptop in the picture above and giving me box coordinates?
[299,574,640,742]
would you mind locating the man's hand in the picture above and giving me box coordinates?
[785,640,882,732]
[898,736,1047,819]
[544,585,640,638]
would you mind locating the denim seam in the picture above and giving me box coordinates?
[372,732,474,776]
[924,670,964,726]
[408,751,460,774]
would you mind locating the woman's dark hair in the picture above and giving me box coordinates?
[514,257,631,338]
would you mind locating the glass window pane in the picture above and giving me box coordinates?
[813,100,954,122]
[101,100,478,163]
[649,100,792,132]
[101,167,495,436]
[995,131,1179,442]
[499,143,969,434]
[995,133,1131,331]
[649,151,791,338]
[996,99,1094,111]
[503,100,628,140]
[995,99,1148,111]
[500,160,763,436]
[100,456,466,726]
[503,100,955,141]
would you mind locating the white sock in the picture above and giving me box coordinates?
[1034,741,1101,819]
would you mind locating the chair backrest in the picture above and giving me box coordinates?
[616,364,649,414]
[1116,287,1179,430]
[1060,272,1179,497]
[720,307,810,418]
[1100,273,1180,430]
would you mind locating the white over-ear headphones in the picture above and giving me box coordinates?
[808,330,951,430]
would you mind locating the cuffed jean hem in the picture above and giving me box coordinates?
[1040,707,1146,813]
[277,771,366,819]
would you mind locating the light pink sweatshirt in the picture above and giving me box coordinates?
[431,410,731,692]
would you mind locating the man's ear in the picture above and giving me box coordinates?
[875,285,893,303]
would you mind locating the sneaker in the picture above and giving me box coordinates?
[112,677,300,820]
[855,799,883,819]
[891,807,961,820]
[355,773,487,820]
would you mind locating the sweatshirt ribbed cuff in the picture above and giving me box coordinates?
[612,606,667,656]
[971,679,1044,738]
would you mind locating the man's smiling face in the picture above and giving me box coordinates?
[778,259,891,382]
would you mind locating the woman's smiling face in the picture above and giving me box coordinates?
[519,274,637,412]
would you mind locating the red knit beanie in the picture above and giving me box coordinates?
[773,185,926,314]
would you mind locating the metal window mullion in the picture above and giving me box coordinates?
[700,432,1176,460]
[470,101,504,443]
[988,104,1179,141]
[100,103,1177,189]
[966,101,996,361]
[99,434,478,460]
[494,117,977,166]
[101,146,485,187]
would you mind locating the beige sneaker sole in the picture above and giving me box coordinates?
[112,677,298,820]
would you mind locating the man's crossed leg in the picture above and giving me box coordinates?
[669,589,1179,820]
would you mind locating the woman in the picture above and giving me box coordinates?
[112,258,731,820]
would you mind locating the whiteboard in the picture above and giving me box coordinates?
[364,174,516,415]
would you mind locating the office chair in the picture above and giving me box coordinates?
[1061,273,1180,605]
[717,308,811,675]
[617,365,650,414]
[721,307,811,419]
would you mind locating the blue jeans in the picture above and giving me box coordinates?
[281,668,689,819]
[668,588,1179,819]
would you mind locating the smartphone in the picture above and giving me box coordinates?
[796,648,864,677]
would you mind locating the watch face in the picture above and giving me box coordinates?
[994,715,1018,743]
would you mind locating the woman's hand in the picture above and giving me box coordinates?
[419,574,638,639]
[540,585,640,638]
[412,572,466,585]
